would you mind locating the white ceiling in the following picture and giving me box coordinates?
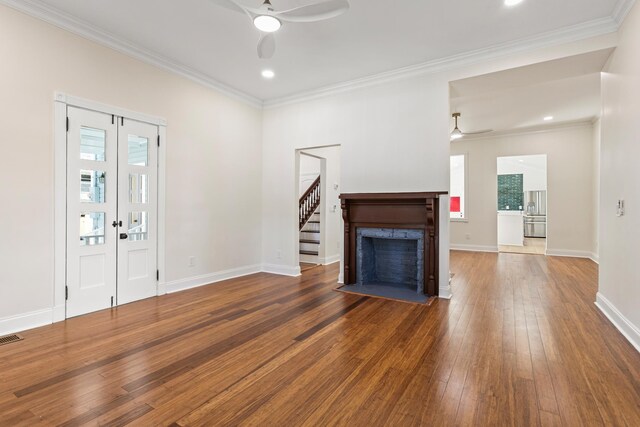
[449,49,612,136]
[17,0,624,102]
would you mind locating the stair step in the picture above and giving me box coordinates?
[300,250,319,256]
[299,239,320,244]
[301,230,320,234]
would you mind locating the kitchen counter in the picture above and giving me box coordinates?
[497,210,524,246]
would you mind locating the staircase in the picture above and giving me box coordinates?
[299,176,321,263]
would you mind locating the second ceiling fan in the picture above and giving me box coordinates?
[450,112,493,141]
[211,0,350,59]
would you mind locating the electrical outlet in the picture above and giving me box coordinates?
[188,256,196,267]
[465,234,471,240]
[617,200,625,217]
[277,250,282,259]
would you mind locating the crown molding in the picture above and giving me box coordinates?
[264,17,618,108]
[0,0,263,108]
[612,0,637,25]
[1,0,633,110]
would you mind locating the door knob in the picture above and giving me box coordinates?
[119,233,128,240]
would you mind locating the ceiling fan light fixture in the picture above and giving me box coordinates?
[254,15,281,33]
[261,69,275,79]
[504,0,524,6]
[450,127,463,141]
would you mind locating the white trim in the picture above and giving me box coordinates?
[165,265,262,294]
[53,99,67,321]
[320,254,340,265]
[613,0,637,25]
[590,252,600,264]
[545,249,597,260]
[55,93,167,126]
[157,125,167,296]
[595,292,640,353]
[52,304,65,323]
[263,18,618,108]
[450,244,499,253]
[0,308,53,336]
[261,264,302,277]
[0,0,262,108]
[439,284,453,300]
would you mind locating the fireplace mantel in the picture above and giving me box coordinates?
[340,192,447,297]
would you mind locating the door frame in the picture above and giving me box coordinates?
[293,144,341,269]
[53,92,167,322]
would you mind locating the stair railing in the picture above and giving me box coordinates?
[299,176,321,230]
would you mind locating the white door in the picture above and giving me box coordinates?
[66,108,159,317]
[117,119,158,305]
[66,107,118,317]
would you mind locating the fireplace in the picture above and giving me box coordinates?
[356,228,424,293]
[340,192,446,302]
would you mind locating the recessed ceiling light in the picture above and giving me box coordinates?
[253,15,281,33]
[261,69,275,79]
[544,116,554,121]
[504,0,524,6]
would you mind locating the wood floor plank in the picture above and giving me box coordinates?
[0,253,638,426]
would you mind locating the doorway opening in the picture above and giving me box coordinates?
[294,145,341,272]
[497,154,547,255]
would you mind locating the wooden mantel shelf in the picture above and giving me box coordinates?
[340,191,448,297]
[339,192,447,201]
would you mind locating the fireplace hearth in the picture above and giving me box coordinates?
[339,192,446,303]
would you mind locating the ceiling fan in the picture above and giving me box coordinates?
[210,0,350,59]
[450,112,493,141]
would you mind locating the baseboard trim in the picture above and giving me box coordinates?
[0,307,54,336]
[595,292,640,353]
[450,244,499,253]
[165,264,262,294]
[439,284,453,300]
[546,249,596,261]
[590,252,600,264]
[320,254,340,265]
[261,264,301,277]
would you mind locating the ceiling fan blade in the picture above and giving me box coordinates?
[276,0,349,23]
[209,0,257,18]
[257,33,276,59]
[464,129,494,135]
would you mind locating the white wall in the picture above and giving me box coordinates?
[0,5,263,330]
[451,125,596,256]
[299,154,320,197]
[592,118,601,259]
[598,1,640,351]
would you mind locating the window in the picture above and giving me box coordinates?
[450,154,466,219]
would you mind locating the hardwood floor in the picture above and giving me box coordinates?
[1,252,639,426]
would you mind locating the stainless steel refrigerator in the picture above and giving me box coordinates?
[523,191,547,238]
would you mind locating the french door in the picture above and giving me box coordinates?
[66,106,158,318]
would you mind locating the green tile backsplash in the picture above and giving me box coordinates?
[498,174,524,210]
